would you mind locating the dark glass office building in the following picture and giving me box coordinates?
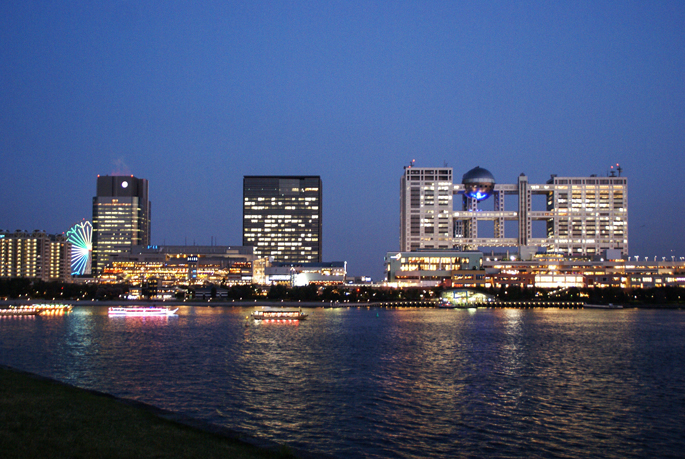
[92,175,151,273]
[243,176,322,263]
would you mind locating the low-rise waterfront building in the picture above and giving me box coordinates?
[485,254,685,289]
[99,245,263,291]
[384,250,484,287]
[441,289,496,306]
[264,261,347,286]
[383,249,685,290]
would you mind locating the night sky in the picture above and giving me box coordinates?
[1,2,683,279]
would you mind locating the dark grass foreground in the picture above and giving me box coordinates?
[0,365,325,459]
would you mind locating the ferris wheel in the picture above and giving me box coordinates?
[66,220,92,275]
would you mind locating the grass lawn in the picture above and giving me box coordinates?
[0,366,300,459]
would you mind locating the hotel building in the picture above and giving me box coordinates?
[400,166,628,258]
[243,176,322,263]
[0,230,71,282]
[92,175,151,274]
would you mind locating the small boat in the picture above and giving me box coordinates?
[437,299,459,309]
[108,306,179,316]
[437,298,471,309]
[584,303,623,309]
[0,307,41,316]
[251,308,308,321]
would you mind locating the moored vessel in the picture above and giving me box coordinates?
[251,308,308,321]
[0,307,41,316]
[437,298,462,309]
[584,303,623,309]
[17,304,73,313]
[31,303,72,311]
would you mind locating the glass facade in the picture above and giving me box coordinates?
[92,175,150,273]
[243,176,322,262]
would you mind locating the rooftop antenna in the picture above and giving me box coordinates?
[616,163,623,176]
[408,159,415,168]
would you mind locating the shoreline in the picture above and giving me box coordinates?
[0,364,332,459]
[1,299,684,309]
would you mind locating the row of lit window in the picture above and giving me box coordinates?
[552,238,628,243]
[255,242,315,247]
[247,195,318,201]
[399,264,465,271]
[245,204,319,210]
[246,198,318,204]
[248,233,317,239]
[245,215,317,220]
[247,228,314,233]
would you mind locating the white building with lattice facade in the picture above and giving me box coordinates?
[400,166,628,258]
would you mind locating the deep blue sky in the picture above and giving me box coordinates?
[1,1,684,279]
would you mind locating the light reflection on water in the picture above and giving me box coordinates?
[1,306,685,458]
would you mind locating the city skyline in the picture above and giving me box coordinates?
[1,2,684,279]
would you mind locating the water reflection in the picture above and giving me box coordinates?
[1,306,684,458]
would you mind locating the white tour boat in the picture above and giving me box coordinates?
[108,306,179,316]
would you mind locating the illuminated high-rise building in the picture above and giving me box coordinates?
[92,175,151,273]
[400,165,628,258]
[243,176,322,262]
[0,230,70,282]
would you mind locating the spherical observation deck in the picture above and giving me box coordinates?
[462,166,495,201]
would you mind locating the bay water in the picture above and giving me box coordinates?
[1,306,684,458]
